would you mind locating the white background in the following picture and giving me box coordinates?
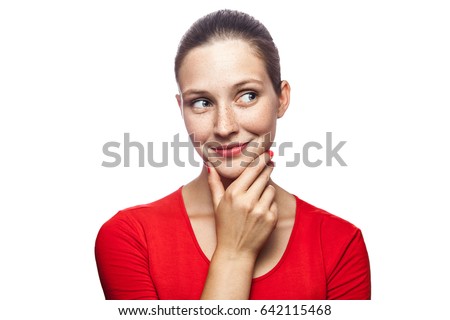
[1,0,449,319]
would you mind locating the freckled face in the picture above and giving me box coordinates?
[176,39,288,179]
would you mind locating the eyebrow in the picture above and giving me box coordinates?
[181,78,264,97]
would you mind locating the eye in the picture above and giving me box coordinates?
[191,99,211,109]
[238,92,257,104]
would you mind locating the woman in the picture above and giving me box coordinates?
[95,9,371,300]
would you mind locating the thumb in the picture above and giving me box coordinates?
[206,162,224,210]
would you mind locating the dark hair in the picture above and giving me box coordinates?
[175,9,281,94]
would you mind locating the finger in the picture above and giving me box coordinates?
[268,201,278,224]
[206,163,225,210]
[246,165,274,199]
[231,150,272,191]
[257,184,276,210]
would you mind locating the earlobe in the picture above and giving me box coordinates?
[277,80,291,118]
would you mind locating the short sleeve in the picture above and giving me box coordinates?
[326,229,371,300]
[95,212,158,299]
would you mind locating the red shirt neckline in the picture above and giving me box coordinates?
[176,185,301,283]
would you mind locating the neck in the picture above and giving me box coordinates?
[218,175,235,190]
[183,166,293,219]
[198,165,277,199]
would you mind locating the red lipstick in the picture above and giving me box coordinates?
[212,142,248,158]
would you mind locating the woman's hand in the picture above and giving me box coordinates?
[208,150,277,260]
[201,151,277,299]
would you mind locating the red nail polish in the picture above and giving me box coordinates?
[207,166,210,173]
[204,161,210,173]
[268,150,274,158]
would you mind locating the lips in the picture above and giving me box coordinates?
[211,142,249,158]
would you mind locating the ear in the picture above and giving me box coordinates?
[175,94,183,114]
[276,80,291,118]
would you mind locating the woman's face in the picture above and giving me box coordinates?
[176,39,290,179]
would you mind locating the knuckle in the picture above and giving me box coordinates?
[260,170,269,178]
[265,211,278,224]
[243,198,256,211]
[225,187,239,200]
[251,206,265,216]
[266,184,275,194]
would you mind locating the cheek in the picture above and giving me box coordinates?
[183,114,212,145]
[238,104,277,136]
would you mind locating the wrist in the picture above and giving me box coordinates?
[201,247,256,300]
[212,247,257,266]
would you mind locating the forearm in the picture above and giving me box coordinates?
[201,249,256,300]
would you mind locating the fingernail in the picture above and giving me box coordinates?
[204,161,211,173]
[268,160,275,167]
[268,150,274,159]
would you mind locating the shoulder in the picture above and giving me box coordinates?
[96,187,185,243]
[294,196,360,238]
[106,187,183,223]
[293,196,370,297]
[293,196,366,267]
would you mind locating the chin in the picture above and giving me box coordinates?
[213,162,246,180]
[209,152,260,179]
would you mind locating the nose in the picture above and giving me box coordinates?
[213,104,239,138]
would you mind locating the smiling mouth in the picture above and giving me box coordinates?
[211,142,249,157]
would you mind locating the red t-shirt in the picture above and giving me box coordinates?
[95,187,371,299]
